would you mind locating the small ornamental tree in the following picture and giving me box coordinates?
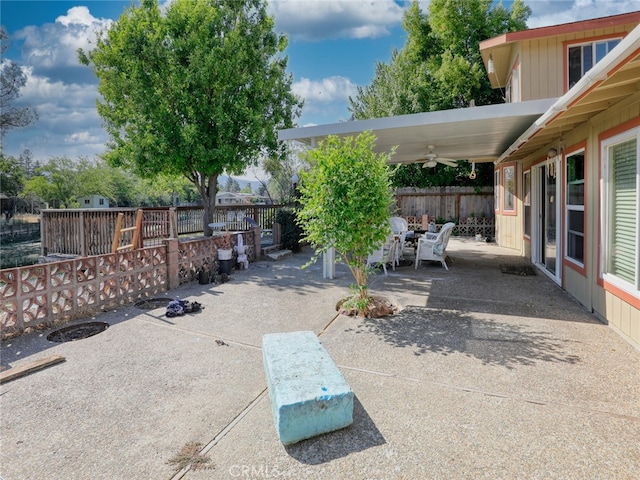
[297,132,394,314]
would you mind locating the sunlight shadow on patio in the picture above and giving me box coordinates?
[357,306,582,369]
[285,395,386,465]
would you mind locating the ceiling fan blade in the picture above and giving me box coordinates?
[438,158,459,167]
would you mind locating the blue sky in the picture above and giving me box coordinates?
[1,0,639,177]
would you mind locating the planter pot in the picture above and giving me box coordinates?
[199,269,210,284]
[218,248,233,261]
[219,259,233,275]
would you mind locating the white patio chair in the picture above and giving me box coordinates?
[415,222,455,270]
[389,216,409,265]
[366,234,397,275]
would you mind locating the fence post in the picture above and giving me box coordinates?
[79,211,87,257]
[273,222,282,246]
[252,227,261,260]
[40,212,47,256]
[165,238,180,290]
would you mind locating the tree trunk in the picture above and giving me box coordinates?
[201,173,218,236]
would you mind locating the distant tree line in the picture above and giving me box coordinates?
[0,149,296,212]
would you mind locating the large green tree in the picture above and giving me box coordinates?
[24,157,80,208]
[79,0,301,235]
[0,152,25,213]
[349,0,530,187]
[0,27,37,138]
[261,142,307,203]
[23,157,119,208]
[297,132,394,315]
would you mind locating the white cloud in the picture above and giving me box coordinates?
[65,131,102,144]
[55,6,98,27]
[15,7,112,73]
[20,68,99,109]
[292,76,356,125]
[4,65,107,161]
[292,76,357,102]
[527,1,639,28]
[271,0,404,41]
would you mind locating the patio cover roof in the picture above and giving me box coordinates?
[278,98,556,166]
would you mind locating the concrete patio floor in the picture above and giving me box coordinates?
[1,239,639,479]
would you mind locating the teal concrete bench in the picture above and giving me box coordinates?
[262,331,354,445]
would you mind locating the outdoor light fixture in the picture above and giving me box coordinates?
[547,147,558,159]
[487,54,504,101]
[488,54,495,74]
[558,136,566,154]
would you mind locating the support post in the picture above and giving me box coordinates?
[165,238,180,290]
[323,247,335,279]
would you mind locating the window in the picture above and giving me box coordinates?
[523,170,531,237]
[568,38,621,88]
[602,128,639,296]
[84,199,90,205]
[565,150,585,265]
[99,198,104,205]
[503,165,515,212]
[494,170,500,211]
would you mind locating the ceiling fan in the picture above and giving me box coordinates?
[421,145,458,168]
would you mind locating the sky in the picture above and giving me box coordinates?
[1,0,639,180]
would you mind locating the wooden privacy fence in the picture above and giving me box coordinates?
[396,186,494,220]
[41,205,283,257]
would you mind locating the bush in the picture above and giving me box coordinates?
[275,209,303,252]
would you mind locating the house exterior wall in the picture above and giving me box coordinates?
[491,15,640,349]
[519,36,563,101]
[77,195,109,208]
[494,161,522,251]
[588,93,640,348]
[514,23,637,102]
[495,91,640,350]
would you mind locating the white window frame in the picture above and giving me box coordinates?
[503,165,515,212]
[567,37,622,89]
[565,148,585,267]
[523,169,531,238]
[601,127,640,298]
[494,170,500,211]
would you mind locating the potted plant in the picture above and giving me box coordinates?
[217,230,234,274]
[217,229,233,261]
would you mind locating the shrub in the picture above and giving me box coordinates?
[275,208,303,252]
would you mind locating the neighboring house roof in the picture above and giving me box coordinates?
[498,23,640,164]
[278,98,555,165]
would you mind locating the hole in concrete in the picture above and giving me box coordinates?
[47,322,109,343]
[134,298,173,309]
